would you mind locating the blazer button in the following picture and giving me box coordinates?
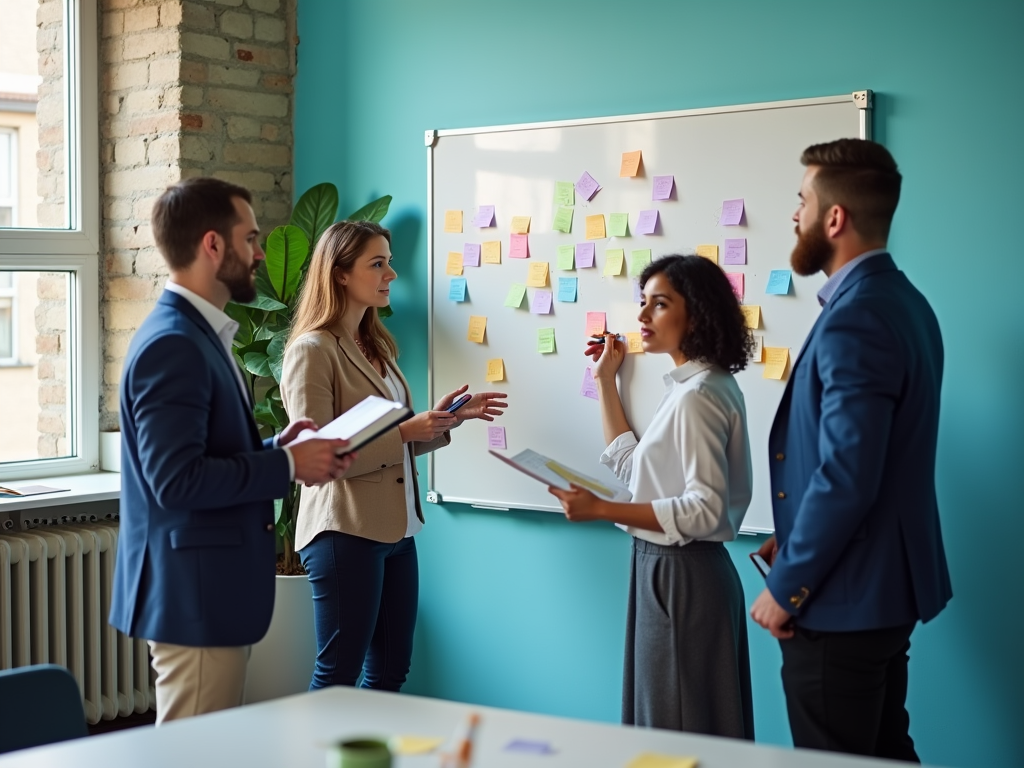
[777,492,786,499]
[775,453,785,461]
[397,477,404,484]
[265,524,273,531]
[381,464,387,469]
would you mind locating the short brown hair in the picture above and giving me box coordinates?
[151,177,252,270]
[801,139,902,242]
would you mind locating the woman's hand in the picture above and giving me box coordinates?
[398,410,457,443]
[584,334,625,384]
[435,385,509,424]
[548,484,606,523]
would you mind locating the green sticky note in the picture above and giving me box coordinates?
[608,213,629,237]
[537,327,556,354]
[553,206,574,234]
[504,283,527,308]
[554,181,574,207]
[630,248,652,277]
[557,244,575,270]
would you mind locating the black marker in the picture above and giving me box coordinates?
[588,334,627,345]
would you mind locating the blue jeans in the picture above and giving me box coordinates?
[299,531,418,691]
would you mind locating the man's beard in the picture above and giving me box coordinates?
[217,243,257,303]
[790,217,834,277]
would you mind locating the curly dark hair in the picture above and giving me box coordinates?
[639,254,753,373]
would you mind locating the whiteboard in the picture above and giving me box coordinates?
[426,93,870,533]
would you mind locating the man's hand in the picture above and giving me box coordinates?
[277,418,317,447]
[751,587,794,639]
[548,484,606,523]
[289,437,355,486]
[757,534,778,566]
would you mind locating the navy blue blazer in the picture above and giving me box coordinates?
[767,254,952,632]
[109,291,291,647]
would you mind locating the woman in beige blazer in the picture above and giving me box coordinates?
[280,220,506,691]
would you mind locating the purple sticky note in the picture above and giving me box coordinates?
[720,198,745,226]
[463,243,481,267]
[632,279,642,303]
[530,289,553,314]
[510,234,529,259]
[724,238,747,265]
[575,242,596,268]
[487,425,507,450]
[652,175,674,201]
[635,209,659,235]
[575,171,601,201]
[580,367,599,400]
[504,739,556,755]
[472,205,495,227]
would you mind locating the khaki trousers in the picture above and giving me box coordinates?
[148,641,251,725]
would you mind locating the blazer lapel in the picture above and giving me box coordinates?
[333,332,391,399]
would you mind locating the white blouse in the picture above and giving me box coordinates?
[381,364,422,538]
[600,360,752,546]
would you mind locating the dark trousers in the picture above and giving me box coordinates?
[299,531,418,691]
[780,623,919,762]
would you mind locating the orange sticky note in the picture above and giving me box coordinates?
[620,150,642,178]
[585,311,606,336]
[526,261,549,288]
[626,332,644,353]
[763,347,790,380]
[740,305,761,329]
[696,245,719,263]
[486,358,505,382]
[444,210,462,233]
[585,215,606,240]
[446,251,463,276]
[510,216,531,234]
[467,315,487,344]
[482,241,501,264]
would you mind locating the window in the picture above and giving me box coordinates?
[0,128,16,228]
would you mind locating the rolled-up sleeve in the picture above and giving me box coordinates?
[600,431,638,486]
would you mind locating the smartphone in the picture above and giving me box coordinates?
[445,394,472,413]
[749,552,771,579]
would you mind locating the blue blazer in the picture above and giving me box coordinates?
[767,254,952,632]
[109,291,291,646]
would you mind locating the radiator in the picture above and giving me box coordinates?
[0,521,154,725]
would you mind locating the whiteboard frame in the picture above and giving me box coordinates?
[424,91,872,528]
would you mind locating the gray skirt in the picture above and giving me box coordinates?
[623,538,754,740]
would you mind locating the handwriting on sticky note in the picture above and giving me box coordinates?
[487,425,507,449]
[554,181,574,207]
[629,249,652,277]
[607,213,628,237]
[446,251,463,275]
[463,242,481,267]
[504,283,526,308]
[652,175,674,201]
[530,288,552,314]
[750,333,764,362]
[726,272,744,300]
[740,305,761,329]
[482,240,501,264]
[763,347,789,380]
[509,234,529,259]
[585,311,606,336]
[575,242,596,268]
[604,249,624,276]
[486,358,505,382]
[625,753,698,768]
[626,332,643,353]
[580,367,599,400]
[635,209,658,235]
[444,210,462,233]
[552,206,573,234]
[467,315,487,343]
[472,205,495,228]
[511,216,531,234]
[724,238,746,265]
[695,244,718,263]
[448,277,467,302]
[765,269,792,295]
[537,327,555,354]
[526,262,549,287]
[720,198,745,226]
[557,277,577,302]
[557,244,575,270]
[585,214,606,240]
[575,171,601,201]
[620,150,642,177]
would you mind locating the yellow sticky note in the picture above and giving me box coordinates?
[446,251,463,276]
[604,249,624,276]
[444,210,462,233]
[740,304,761,329]
[696,244,719,263]
[389,736,444,756]
[467,315,486,344]
[511,216,531,234]
[482,240,501,264]
[526,261,549,288]
[625,753,698,768]
[620,150,642,178]
[585,214,606,240]
[486,358,505,382]
[626,332,644,353]
[763,347,790,380]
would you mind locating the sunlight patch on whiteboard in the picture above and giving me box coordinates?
[474,128,561,152]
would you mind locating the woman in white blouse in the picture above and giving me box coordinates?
[549,254,755,739]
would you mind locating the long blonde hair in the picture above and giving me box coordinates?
[288,220,399,362]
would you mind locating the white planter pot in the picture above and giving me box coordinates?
[245,574,317,704]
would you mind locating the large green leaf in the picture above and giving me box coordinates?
[290,183,339,248]
[267,334,287,384]
[243,351,273,378]
[264,225,310,304]
[347,195,392,224]
[378,304,393,320]
[225,302,254,347]
[239,294,288,312]
[236,338,271,357]
[254,261,278,302]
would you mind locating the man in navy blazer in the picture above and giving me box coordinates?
[110,178,354,724]
[751,140,952,761]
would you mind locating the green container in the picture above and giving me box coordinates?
[326,738,392,768]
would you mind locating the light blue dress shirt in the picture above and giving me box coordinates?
[816,248,889,306]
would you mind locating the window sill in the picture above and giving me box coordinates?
[0,470,120,512]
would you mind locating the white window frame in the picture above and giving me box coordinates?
[0,0,99,480]
[0,127,17,227]
[0,271,18,364]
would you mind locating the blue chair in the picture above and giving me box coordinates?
[0,664,88,754]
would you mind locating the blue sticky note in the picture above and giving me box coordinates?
[449,277,467,302]
[765,270,792,295]
[557,277,578,303]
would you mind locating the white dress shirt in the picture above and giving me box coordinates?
[381,364,422,538]
[600,360,752,546]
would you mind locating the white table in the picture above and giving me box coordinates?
[0,687,935,767]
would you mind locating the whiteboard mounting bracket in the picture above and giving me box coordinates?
[424,130,437,147]
[426,490,440,504]
[852,90,872,110]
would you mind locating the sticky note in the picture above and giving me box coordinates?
[720,198,745,226]
[526,261,549,287]
[557,277,578,302]
[626,332,643,353]
[446,251,463,275]
[537,327,555,354]
[467,315,487,343]
[726,272,744,300]
[554,181,575,207]
[504,283,526,308]
[766,269,793,295]
[575,242,596,268]
[575,171,601,201]
[750,333,764,363]
[509,233,529,259]
[486,358,505,382]
[390,736,445,756]
[482,240,501,264]
[557,244,575,270]
[553,206,574,234]
[511,216,531,234]
[530,289,552,314]
[630,249,652,277]
[635,209,659,235]
[585,214,606,240]
[740,305,761,329]
[625,753,698,768]
[504,739,556,755]
[463,242,481,267]
[632,278,642,303]
[585,311,606,336]
[580,367,599,400]
[472,205,495,228]
[608,213,629,237]
[487,425,507,449]
[444,210,462,233]
[696,244,718,263]
[620,150,642,177]
[604,249,624,276]
[763,347,790,380]
[449,277,467,302]
[724,238,747,265]
[652,175,674,201]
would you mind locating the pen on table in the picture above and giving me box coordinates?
[588,334,626,344]
[442,711,480,768]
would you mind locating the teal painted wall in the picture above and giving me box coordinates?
[293,2,1024,766]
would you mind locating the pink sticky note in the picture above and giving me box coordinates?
[580,367,599,400]
[530,289,553,314]
[575,242,596,268]
[585,311,606,336]
[635,209,659,235]
[575,171,601,201]
[487,425,507,450]
[720,198,745,226]
[510,234,529,259]
[726,272,744,300]
[724,238,747,265]
[463,243,481,267]
[652,175,674,200]
[632,279,642,303]
[473,205,495,227]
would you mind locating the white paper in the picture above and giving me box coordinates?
[294,395,405,443]
[490,448,631,502]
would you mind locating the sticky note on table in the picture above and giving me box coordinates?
[726,272,744,300]
[554,181,574,207]
[511,216,531,235]
[472,205,495,228]
[575,242,596,268]
[720,198,745,226]
[652,175,674,200]
[486,358,505,382]
[444,210,462,233]
[487,425,507,449]
[585,214,606,240]
[604,249,624,276]
[537,327,555,354]
[740,304,761,329]
[448,277,467,302]
[580,367,599,400]
[530,288,552,314]
[390,736,445,756]
[750,333,764,362]
[557,244,575,270]
[557,277,577,302]
[635,209,659,235]
[446,251,463,275]
[625,753,698,768]
[575,171,601,201]
[766,269,792,295]
[763,347,790,380]
[463,242,481,267]
[553,206,574,234]
[608,212,629,237]
[526,261,549,287]
[724,238,747,265]
[585,311,606,336]
[482,240,501,264]
[626,332,643,353]
[630,249,652,277]
[467,315,487,343]
[695,244,718,263]
[509,233,529,259]
[504,739,556,755]
[619,150,642,177]
[504,283,526,308]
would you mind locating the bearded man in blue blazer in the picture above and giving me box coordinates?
[750,140,952,762]
[110,178,354,724]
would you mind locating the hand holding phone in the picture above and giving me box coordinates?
[445,393,472,413]
[749,552,771,579]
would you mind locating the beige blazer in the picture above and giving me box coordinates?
[280,329,450,549]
